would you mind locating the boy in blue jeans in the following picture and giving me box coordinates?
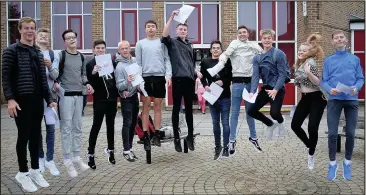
[321,30,364,181]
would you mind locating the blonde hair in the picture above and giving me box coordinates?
[37,28,50,34]
[117,40,130,49]
[18,17,36,30]
[260,29,275,38]
[294,34,324,69]
[332,30,346,39]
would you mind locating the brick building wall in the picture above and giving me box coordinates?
[92,1,103,42]
[1,1,7,103]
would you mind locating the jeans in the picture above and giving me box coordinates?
[248,85,285,126]
[59,95,83,159]
[87,100,117,154]
[172,77,195,139]
[209,98,231,147]
[327,100,358,161]
[39,123,55,161]
[120,94,139,151]
[15,96,44,172]
[230,83,256,141]
[291,91,327,155]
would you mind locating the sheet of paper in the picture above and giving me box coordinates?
[202,91,218,105]
[44,107,59,125]
[125,63,143,87]
[207,62,225,77]
[95,54,114,77]
[336,82,354,94]
[173,5,195,24]
[132,75,144,87]
[42,51,51,60]
[209,82,224,97]
[242,88,258,103]
[139,82,148,97]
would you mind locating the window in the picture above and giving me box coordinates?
[51,1,92,51]
[165,2,220,47]
[238,1,296,73]
[104,1,153,53]
[6,1,41,46]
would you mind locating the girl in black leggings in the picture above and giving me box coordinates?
[291,34,327,170]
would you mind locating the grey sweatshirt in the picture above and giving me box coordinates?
[115,53,138,98]
[135,38,172,77]
[58,51,88,92]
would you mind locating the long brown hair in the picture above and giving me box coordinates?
[294,34,324,69]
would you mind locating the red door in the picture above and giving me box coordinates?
[354,30,365,100]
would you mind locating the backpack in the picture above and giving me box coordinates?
[135,113,156,140]
[49,50,55,63]
[56,50,85,82]
[256,48,291,83]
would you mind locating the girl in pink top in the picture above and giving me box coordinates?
[195,77,206,114]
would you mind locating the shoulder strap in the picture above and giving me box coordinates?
[49,50,55,63]
[59,50,66,75]
[79,52,85,76]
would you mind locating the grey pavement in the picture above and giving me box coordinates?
[1,105,365,194]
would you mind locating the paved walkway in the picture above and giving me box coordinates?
[1,106,364,194]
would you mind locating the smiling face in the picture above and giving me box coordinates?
[237,28,249,41]
[63,32,77,49]
[210,43,222,58]
[118,42,130,58]
[176,24,188,39]
[19,21,36,43]
[297,44,310,60]
[261,34,273,49]
[94,44,106,56]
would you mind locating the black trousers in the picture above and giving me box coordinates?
[87,100,117,154]
[120,93,139,151]
[15,96,44,172]
[248,85,285,126]
[291,91,327,155]
[172,77,195,139]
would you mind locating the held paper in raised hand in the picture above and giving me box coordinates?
[242,88,258,104]
[202,82,223,105]
[95,54,114,77]
[125,63,144,87]
[173,5,195,24]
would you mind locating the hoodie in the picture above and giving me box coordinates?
[115,53,139,98]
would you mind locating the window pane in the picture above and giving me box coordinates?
[278,2,295,40]
[165,4,181,37]
[186,4,199,43]
[202,4,218,44]
[8,2,21,19]
[105,2,120,9]
[69,17,82,48]
[105,11,120,47]
[83,2,92,14]
[52,16,66,50]
[238,2,257,41]
[52,1,66,14]
[278,43,295,78]
[36,20,41,29]
[8,21,20,44]
[36,2,41,19]
[22,2,35,18]
[139,2,152,8]
[122,2,137,9]
[123,12,136,45]
[259,2,274,34]
[84,15,92,49]
[68,1,82,14]
[138,10,152,40]
[106,49,117,56]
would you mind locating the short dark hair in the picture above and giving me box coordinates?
[93,39,106,48]
[145,20,157,28]
[210,40,222,50]
[62,29,77,41]
[176,23,188,28]
[237,25,249,32]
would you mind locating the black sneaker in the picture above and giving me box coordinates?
[185,136,195,151]
[152,130,161,147]
[130,151,138,160]
[86,154,96,169]
[222,147,229,158]
[104,148,116,164]
[229,140,236,155]
[214,146,223,160]
[249,137,263,152]
[174,138,182,152]
[123,151,135,162]
[143,134,151,151]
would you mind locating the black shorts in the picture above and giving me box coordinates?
[143,76,166,98]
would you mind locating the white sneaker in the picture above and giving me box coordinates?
[267,122,278,140]
[72,156,90,172]
[39,158,45,173]
[278,120,286,137]
[64,160,78,178]
[15,172,38,192]
[45,160,60,176]
[308,155,315,170]
[29,169,50,188]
